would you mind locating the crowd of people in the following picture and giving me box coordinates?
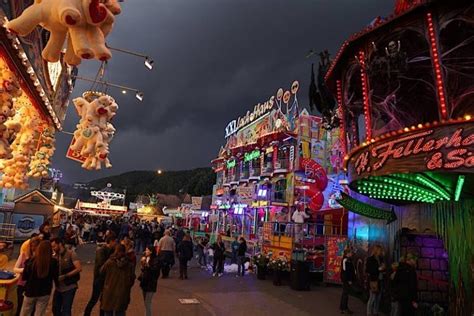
[13,217,201,316]
[340,245,419,316]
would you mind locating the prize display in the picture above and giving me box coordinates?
[28,127,56,178]
[70,92,117,170]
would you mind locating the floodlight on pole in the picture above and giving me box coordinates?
[73,76,144,102]
[106,44,155,71]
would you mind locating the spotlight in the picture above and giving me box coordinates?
[135,91,144,101]
[144,57,154,70]
[122,90,127,94]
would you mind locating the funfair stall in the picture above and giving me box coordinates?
[211,81,348,283]
[325,0,474,313]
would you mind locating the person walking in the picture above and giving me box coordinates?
[177,234,193,280]
[392,254,418,316]
[366,245,386,316]
[237,237,247,277]
[20,241,58,316]
[156,230,176,278]
[84,233,117,316]
[212,235,226,277]
[231,236,239,264]
[14,236,41,316]
[100,244,135,316]
[51,238,82,316]
[139,246,160,316]
[197,235,209,268]
[121,238,137,272]
[340,248,355,314]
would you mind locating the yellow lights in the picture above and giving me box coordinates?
[465,115,472,121]
[157,169,163,175]
[403,127,410,132]
[417,124,423,128]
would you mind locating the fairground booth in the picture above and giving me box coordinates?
[324,0,474,313]
[211,80,349,286]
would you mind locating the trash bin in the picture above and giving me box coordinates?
[0,300,13,316]
[290,260,310,291]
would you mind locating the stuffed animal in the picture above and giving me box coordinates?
[70,94,117,170]
[6,0,122,65]
[0,106,40,189]
[28,126,56,178]
[0,67,22,160]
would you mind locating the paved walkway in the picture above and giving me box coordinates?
[8,244,368,315]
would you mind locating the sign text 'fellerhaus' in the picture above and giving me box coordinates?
[225,96,275,138]
[347,122,474,180]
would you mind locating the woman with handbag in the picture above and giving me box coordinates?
[51,238,82,316]
[366,245,386,316]
[139,245,160,316]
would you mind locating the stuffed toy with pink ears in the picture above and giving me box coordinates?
[6,0,121,65]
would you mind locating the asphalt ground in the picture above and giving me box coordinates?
[7,244,368,315]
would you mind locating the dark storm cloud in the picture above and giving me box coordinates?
[54,0,394,183]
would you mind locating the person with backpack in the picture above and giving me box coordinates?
[177,234,193,279]
[139,245,160,316]
[84,233,118,316]
[340,248,355,314]
[20,241,58,316]
[51,238,82,316]
[100,244,135,316]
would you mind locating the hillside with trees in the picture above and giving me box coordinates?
[86,168,216,203]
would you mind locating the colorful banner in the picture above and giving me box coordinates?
[324,236,348,284]
[12,214,44,240]
[236,185,255,205]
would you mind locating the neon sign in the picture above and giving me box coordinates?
[225,96,275,138]
[244,150,261,162]
[226,160,236,169]
[347,122,474,181]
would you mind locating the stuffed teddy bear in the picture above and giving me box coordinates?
[7,0,122,65]
[70,94,117,170]
[28,126,56,178]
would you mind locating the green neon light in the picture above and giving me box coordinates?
[226,160,236,169]
[415,175,450,201]
[454,175,465,202]
[244,150,260,163]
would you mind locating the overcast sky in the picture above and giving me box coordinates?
[54,0,394,184]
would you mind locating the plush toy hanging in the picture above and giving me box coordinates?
[0,64,22,160]
[6,0,122,65]
[28,126,56,178]
[70,92,117,170]
[0,106,41,189]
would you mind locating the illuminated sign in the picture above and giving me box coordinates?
[244,150,260,162]
[227,160,236,169]
[346,121,474,182]
[78,202,127,212]
[225,96,275,138]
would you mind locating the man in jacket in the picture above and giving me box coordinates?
[392,254,418,316]
[84,233,117,316]
[156,230,176,278]
[340,249,355,314]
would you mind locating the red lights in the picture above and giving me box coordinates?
[358,50,372,141]
[426,12,448,120]
[336,79,346,156]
